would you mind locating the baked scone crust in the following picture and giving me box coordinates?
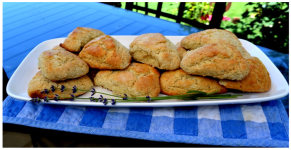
[28,72,93,99]
[79,35,131,69]
[160,69,227,95]
[60,27,104,52]
[129,33,180,70]
[180,29,251,58]
[176,42,187,59]
[219,57,271,92]
[38,49,89,81]
[52,45,67,51]
[180,43,250,80]
[94,63,160,97]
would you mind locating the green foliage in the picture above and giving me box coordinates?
[183,2,214,25]
[223,2,249,19]
[223,2,289,53]
[161,2,179,16]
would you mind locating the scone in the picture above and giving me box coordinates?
[219,57,271,92]
[180,43,250,80]
[28,72,93,99]
[129,33,180,70]
[94,63,160,97]
[176,42,187,59]
[38,49,89,81]
[79,35,131,69]
[160,69,227,95]
[60,27,104,52]
[52,45,67,51]
[180,29,251,58]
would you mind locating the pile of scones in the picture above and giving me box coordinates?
[28,27,271,100]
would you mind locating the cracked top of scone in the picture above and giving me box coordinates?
[79,35,131,69]
[38,49,89,81]
[180,29,251,58]
[94,62,160,97]
[180,43,250,80]
[129,33,180,70]
[60,27,104,52]
[219,57,271,92]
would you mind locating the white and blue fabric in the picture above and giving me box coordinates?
[3,96,289,147]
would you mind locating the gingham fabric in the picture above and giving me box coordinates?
[3,96,289,147]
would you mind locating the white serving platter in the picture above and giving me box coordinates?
[6,36,289,107]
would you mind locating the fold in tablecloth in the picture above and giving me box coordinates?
[3,96,289,147]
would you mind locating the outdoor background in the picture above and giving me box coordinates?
[115,2,289,54]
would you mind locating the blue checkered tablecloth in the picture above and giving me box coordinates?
[3,96,289,147]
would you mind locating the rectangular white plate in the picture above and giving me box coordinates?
[6,36,289,107]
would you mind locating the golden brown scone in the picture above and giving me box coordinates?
[52,45,67,51]
[176,42,187,59]
[94,63,160,97]
[38,49,89,81]
[60,27,104,52]
[180,43,250,80]
[180,29,251,58]
[219,57,271,92]
[129,33,180,70]
[79,35,131,69]
[160,69,227,95]
[28,72,93,99]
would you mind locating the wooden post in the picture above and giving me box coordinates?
[176,2,185,23]
[156,2,163,18]
[209,2,226,28]
[125,2,134,11]
[145,2,148,15]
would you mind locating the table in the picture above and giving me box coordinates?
[3,2,289,147]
